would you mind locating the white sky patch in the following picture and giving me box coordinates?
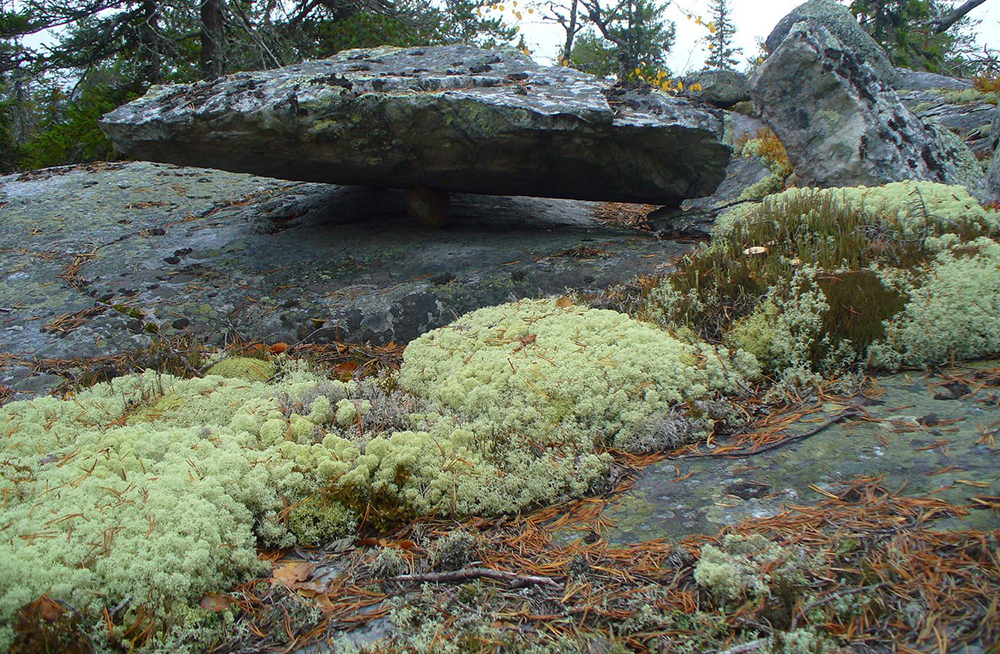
[511,0,1000,73]
[13,0,1000,75]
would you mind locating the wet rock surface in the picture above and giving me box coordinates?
[752,22,981,191]
[587,364,1000,545]
[0,162,690,398]
[100,45,730,206]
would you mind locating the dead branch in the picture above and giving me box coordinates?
[387,567,562,589]
[675,408,861,460]
[930,0,989,33]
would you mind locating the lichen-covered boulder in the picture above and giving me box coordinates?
[983,109,1000,203]
[683,69,750,108]
[100,45,730,205]
[895,70,996,157]
[751,22,981,191]
[764,0,896,83]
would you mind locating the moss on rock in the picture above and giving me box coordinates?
[647,181,1000,375]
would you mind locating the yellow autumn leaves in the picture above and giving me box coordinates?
[630,65,704,95]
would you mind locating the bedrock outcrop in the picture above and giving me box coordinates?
[100,45,729,205]
[0,162,692,400]
[751,22,981,190]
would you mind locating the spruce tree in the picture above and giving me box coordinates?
[704,0,740,70]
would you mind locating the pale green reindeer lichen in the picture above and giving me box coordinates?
[2,299,754,647]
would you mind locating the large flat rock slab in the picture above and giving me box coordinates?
[0,162,690,398]
[99,45,729,205]
[584,364,1000,545]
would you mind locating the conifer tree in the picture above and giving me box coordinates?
[704,0,740,70]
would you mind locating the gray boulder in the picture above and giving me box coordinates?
[894,70,995,157]
[751,22,980,190]
[982,109,1000,203]
[894,68,971,92]
[682,69,750,108]
[100,45,729,206]
[765,0,896,83]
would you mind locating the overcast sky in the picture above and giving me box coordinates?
[515,0,1000,73]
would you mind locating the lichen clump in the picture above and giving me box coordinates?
[647,181,1000,377]
[2,299,754,647]
[400,298,758,450]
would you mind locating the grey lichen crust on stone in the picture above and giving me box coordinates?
[764,0,896,83]
[752,22,980,191]
[100,45,730,205]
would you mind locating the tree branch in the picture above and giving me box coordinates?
[931,0,988,33]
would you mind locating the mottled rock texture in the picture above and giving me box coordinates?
[895,70,995,157]
[0,162,691,398]
[751,23,980,190]
[682,69,750,109]
[764,0,896,83]
[100,45,729,205]
[983,109,1000,202]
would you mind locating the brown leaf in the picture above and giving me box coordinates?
[32,595,65,622]
[393,539,418,551]
[269,342,289,354]
[555,295,574,308]
[199,593,234,613]
[272,562,315,588]
[335,361,359,380]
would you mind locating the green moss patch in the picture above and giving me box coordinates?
[647,182,1000,375]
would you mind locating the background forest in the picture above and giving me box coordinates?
[0,0,995,174]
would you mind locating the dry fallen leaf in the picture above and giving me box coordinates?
[269,342,289,354]
[555,296,574,308]
[199,592,234,613]
[335,361,359,380]
[272,561,316,588]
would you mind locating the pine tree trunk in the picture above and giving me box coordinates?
[200,0,224,79]
[139,0,162,84]
[561,0,579,63]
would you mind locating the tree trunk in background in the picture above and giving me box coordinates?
[200,0,223,79]
[561,0,579,63]
[139,0,162,84]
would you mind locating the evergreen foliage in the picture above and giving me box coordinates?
[704,0,741,70]
[846,0,982,75]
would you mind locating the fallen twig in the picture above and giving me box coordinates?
[388,567,562,589]
[677,409,861,459]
